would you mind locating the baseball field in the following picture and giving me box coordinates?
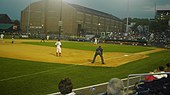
[0,39,169,95]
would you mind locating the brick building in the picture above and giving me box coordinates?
[0,14,14,32]
[155,10,170,31]
[156,10,170,20]
[21,0,123,36]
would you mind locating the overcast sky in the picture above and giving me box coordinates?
[0,0,170,20]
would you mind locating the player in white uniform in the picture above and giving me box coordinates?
[46,35,49,41]
[1,34,4,40]
[55,39,62,56]
[94,37,98,44]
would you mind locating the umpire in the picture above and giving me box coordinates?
[92,46,105,64]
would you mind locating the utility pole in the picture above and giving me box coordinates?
[126,0,129,33]
[58,0,63,38]
[154,0,157,19]
[26,0,31,33]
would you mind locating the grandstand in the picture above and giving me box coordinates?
[48,72,170,95]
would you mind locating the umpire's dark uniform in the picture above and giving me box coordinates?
[92,46,104,64]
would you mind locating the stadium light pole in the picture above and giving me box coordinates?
[42,24,44,33]
[126,1,129,93]
[58,0,63,39]
[154,0,157,19]
[97,23,100,35]
[26,0,31,34]
[126,0,129,33]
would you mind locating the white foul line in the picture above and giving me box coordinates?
[0,65,74,82]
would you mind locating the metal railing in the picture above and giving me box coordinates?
[126,72,170,95]
[47,76,143,95]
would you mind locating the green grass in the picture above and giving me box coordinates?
[0,49,170,95]
[23,41,154,53]
[0,40,169,95]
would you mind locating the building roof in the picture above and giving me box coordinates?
[23,0,122,22]
[68,3,122,21]
[0,14,11,23]
[0,14,6,19]
[157,10,170,12]
[0,14,11,20]
[0,24,13,29]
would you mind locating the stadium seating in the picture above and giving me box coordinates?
[133,77,170,95]
[48,72,170,95]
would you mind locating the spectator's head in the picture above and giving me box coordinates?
[106,78,124,95]
[158,66,164,71]
[166,63,170,68]
[58,78,73,95]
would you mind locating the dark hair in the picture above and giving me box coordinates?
[158,66,164,71]
[58,78,73,94]
[166,63,170,67]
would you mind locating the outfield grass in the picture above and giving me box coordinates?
[23,41,154,53]
[0,47,169,95]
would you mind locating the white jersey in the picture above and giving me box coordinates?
[1,34,4,39]
[153,71,168,79]
[94,38,98,44]
[55,41,61,48]
[55,41,62,53]
[46,35,49,40]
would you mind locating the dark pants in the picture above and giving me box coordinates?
[92,53,104,64]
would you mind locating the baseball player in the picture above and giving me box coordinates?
[94,37,98,44]
[1,34,4,40]
[55,39,62,56]
[12,35,15,43]
[92,46,104,64]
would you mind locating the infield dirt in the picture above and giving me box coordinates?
[0,39,164,67]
